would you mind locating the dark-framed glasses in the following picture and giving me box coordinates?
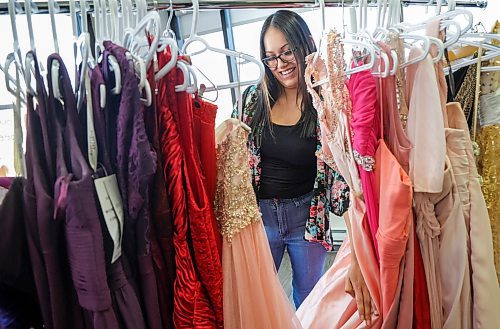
[262,49,296,69]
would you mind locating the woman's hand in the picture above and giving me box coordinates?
[345,259,373,326]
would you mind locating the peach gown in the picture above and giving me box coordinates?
[214,118,303,329]
[297,30,381,329]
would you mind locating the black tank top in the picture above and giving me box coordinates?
[259,121,317,199]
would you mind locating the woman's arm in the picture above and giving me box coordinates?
[343,211,373,326]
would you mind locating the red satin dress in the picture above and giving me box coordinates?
[156,50,222,328]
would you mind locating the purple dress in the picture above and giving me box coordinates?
[103,42,162,329]
[48,54,147,329]
[23,51,86,329]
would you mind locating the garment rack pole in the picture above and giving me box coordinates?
[0,0,488,15]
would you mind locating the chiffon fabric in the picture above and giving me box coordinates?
[49,54,147,328]
[297,30,381,329]
[214,118,303,329]
[24,52,86,329]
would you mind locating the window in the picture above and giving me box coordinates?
[0,13,75,176]
[188,30,234,127]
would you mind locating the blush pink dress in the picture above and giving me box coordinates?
[214,118,304,329]
[297,30,381,329]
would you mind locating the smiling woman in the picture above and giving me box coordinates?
[234,10,352,309]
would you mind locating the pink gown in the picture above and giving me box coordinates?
[214,118,304,329]
[297,30,382,329]
[407,48,472,329]
[446,102,500,328]
[347,67,380,259]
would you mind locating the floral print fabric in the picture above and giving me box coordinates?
[232,86,350,250]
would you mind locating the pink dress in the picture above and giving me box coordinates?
[446,102,500,328]
[214,118,304,329]
[347,68,380,259]
[297,30,381,329]
[407,49,472,329]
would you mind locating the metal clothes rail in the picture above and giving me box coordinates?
[0,0,489,15]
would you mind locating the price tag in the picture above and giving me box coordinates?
[94,174,124,263]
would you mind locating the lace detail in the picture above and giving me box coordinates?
[353,150,375,172]
[214,119,261,243]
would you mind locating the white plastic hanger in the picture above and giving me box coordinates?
[136,0,148,26]
[24,0,39,95]
[181,0,264,92]
[445,35,500,74]
[428,36,445,63]
[312,38,376,88]
[311,0,326,67]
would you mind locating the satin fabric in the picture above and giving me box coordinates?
[378,41,431,329]
[446,102,500,328]
[156,54,218,328]
[298,33,381,328]
[347,69,380,259]
[193,98,218,204]
[171,62,224,327]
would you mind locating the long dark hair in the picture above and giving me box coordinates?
[251,10,317,140]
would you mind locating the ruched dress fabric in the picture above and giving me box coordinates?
[214,118,303,329]
[297,30,381,329]
[49,54,149,329]
[156,49,222,328]
[347,69,380,259]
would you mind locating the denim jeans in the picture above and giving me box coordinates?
[259,191,327,308]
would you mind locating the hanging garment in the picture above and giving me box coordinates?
[373,73,413,324]
[49,54,148,329]
[378,40,431,329]
[426,19,449,123]
[477,73,500,282]
[193,97,218,205]
[446,102,500,328]
[103,42,163,329]
[171,59,224,327]
[144,66,176,328]
[156,55,218,328]
[347,67,380,259]
[192,97,223,259]
[214,118,303,329]
[297,30,381,329]
[0,178,44,328]
[405,47,446,194]
[23,51,86,329]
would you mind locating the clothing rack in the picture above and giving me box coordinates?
[0,0,488,15]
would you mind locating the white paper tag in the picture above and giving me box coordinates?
[94,174,124,263]
[85,73,98,172]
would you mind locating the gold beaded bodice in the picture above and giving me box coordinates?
[214,119,261,243]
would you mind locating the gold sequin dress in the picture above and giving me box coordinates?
[213,118,303,329]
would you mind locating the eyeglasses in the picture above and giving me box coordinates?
[262,49,296,69]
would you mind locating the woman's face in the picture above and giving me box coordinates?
[263,27,299,90]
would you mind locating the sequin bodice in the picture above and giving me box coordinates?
[214,119,261,243]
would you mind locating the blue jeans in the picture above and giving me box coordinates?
[259,191,327,308]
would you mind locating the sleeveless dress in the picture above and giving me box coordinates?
[214,118,303,329]
[156,50,219,328]
[297,29,381,329]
